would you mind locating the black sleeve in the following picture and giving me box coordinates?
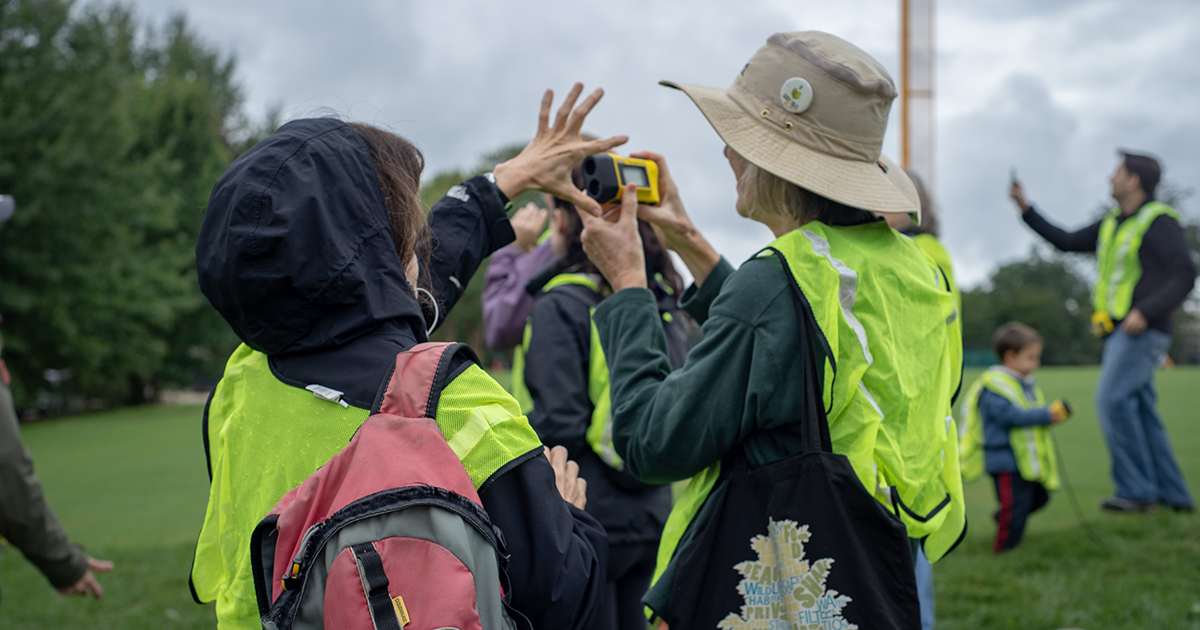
[1133,214,1197,322]
[1022,206,1102,253]
[479,456,607,630]
[423,174,516,330]
[525,292,593,457]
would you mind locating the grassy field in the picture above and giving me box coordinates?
[0,366,1197,629]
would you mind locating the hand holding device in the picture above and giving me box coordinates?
[582,153,660,206]
[1049,399,1073,423]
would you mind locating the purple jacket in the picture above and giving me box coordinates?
[482,240,555,350]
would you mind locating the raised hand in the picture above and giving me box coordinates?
[579,184,647,292]
[627,151,721,285]
[510,202,548,252]
[1009,180,1030,212]
[493,83,628,216]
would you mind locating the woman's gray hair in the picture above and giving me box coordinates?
[737,162,806,225]
[738,161,875,227]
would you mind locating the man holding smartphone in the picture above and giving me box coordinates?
[1010,151,1195,514]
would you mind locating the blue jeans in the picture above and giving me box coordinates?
[1096,328,1193,506]
[914,545,935,629]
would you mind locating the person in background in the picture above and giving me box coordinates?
[482,201,554,351]
[1,298,113,601]
[1011,150,1194,513]
[959,322,1071,551]
[520,188,690,630]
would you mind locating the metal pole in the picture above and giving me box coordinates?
[901,0,910,169]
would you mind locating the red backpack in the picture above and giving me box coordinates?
[250,343,526,630]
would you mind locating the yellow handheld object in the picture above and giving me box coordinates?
[1090,312,1114,338]
[582,153,660,205]
[1049,399,1074,421]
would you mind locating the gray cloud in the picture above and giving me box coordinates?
[101,0,1200,286]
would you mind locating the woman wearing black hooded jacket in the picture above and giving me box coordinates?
[190,85,624,630]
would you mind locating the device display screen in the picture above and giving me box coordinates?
[620,164,650,187]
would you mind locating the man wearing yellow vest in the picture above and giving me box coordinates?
[1011,150,1195,513]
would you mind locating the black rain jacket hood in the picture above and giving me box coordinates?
[197,118,426,357]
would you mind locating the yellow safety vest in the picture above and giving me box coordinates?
[191,344,542,630]
[911,233,961,315]
[1094,201,1181,320]
[655,220,966,592]
[958,369,1059,490]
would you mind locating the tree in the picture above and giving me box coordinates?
[962,248,1101,365]
[0,0,253,409]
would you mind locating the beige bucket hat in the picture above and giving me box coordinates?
[662,31,919,218]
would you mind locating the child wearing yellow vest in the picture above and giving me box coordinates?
[960,322,1072,552]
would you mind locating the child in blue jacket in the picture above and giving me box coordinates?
[961,322,1071,551]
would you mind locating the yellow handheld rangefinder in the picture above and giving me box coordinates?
[582,153,660,205]
[1090,312,1115,338]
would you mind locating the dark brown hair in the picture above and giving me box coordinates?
[1120,150,1161,200]
[993,322,1042,360]
[347,123,428,274]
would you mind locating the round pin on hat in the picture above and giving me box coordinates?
[779,77,813,114]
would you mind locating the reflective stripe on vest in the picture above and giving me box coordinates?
[967,368,1060,490]
[192,344,540,629]
[513,273,625,470]
[1094,201,1181,319]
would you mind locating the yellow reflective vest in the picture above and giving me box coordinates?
[1094,201,1182,320]
[656,220,966,575]
[958,368,1060,490]
[191,345,542,629]
[511,274,623,469]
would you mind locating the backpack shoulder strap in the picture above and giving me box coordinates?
[380,342,481,419]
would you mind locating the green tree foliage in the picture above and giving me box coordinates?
[962,249,1101,365]
[419,143,543,363]
[0,0,253,408]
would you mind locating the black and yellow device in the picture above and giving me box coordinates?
[1090,312,1115,337]
[582,153,660,205]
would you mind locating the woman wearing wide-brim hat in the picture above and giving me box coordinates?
[577,32,966,629]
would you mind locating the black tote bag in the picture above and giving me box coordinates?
[666,247,920,630]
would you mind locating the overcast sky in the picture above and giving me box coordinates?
[109,0,1200,287]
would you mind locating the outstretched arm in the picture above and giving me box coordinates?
[1011,180,1101,252]
[0,384,110,596]
[423,84,627,330]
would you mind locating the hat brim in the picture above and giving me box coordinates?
[660,80,919,218]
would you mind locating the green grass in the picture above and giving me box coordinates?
[1,367,1198,628]
[0,404,215,628]
[938,366,1200,630]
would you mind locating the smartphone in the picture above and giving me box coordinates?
[1010,168,1018,186]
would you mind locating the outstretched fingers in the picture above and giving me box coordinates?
[566,87,605,135]
[584,135,629,158]
[553,82,584,133]
[536,89,553,136]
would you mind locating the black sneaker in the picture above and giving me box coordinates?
[1161,502,1195,513]
[1100,497,1157,513]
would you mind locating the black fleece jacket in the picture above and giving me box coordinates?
[194,118,605,630]
[1023,204,1196,333]
[525,281,691,547]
